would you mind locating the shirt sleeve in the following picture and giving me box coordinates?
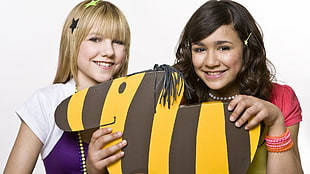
[270,83,302,127]
[16,90,50,144]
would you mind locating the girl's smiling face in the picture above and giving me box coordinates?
[76,27,126,89]
[191,24,243,96]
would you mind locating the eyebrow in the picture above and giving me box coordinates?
[192,40,233,46]
[216,40,233,45]
[192,42,204,46]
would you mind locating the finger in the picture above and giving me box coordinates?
[245,112,265,130]
[234,106,257,128]
[99,139,127,157]
[245,118,261,130]
[86,149,125,173]
[92,131,123,150]
[227,95,242,111]
[95,139,127,167]
[229,98,250,122]
[91,127,113,141]
[88,137,127,166]
[95,150,125,169]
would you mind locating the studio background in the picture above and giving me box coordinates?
[1,0,309,173]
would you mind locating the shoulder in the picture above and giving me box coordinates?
[31,80,75,105]
[36,80,75,98]
[15,80,75,148]
[17,79,76,121]
[270,82,302,126]
[271,83,298,102]
[271,82,294,93]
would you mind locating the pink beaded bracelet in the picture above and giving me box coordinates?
[265,128,293,153]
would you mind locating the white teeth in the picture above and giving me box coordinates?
[96,62,112,67]
[207,71,221,75]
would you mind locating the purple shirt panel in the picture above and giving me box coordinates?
[43,132,89,174]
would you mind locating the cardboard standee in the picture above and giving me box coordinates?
[55,66,261,174]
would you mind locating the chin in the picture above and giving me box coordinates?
[96,77,112,83]
[205,83,224,91]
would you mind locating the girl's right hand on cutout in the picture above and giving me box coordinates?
[86,127,127,174]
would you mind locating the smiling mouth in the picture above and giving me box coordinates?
[94,61,114,67]
[206,71,225,75]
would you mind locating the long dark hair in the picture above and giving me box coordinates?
[173,0,275,104]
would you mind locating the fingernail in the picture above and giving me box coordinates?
[122,140,127,145]
[235,122,240,127]
[228,105,233,111]
[230,116,235,121]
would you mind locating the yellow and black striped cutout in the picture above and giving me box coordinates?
[55,69,261,174]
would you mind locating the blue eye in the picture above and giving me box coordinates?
[113,40,125,45]
[89,37,101,42]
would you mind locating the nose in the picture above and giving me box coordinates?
[204,50,220,68]
[100,39,114,57]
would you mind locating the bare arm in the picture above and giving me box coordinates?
[4,121,43,174]
[266,123,303,174]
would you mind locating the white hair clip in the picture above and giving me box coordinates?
[244,32,252,46]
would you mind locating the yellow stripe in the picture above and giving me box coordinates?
[196,102,229,174]
[148,77,184,174]
[67,88,89,131]
[249,123,261,161]
[101,73,145,174]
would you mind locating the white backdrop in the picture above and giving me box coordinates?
[1,0,309,173]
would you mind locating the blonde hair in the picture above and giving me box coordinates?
[53,0,131,84]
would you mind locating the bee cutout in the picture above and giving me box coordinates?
[55,64,261,174]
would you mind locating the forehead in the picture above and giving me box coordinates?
[198,24,241,44]
[87,25,105,36]
[96,21,128,43]
[86,22,118,38]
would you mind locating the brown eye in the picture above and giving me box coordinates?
[192,47,205,53]
[218,46,230,51]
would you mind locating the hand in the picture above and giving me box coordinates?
[86,127,127,174]
[228,95,285,130]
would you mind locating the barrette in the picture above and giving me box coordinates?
[69,18,79,33]
[244,32,252,46]
[186,40,191,48]
[85,0,100,8]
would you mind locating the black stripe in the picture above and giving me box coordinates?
[223,102,250,174]
[169,104,200,174]
[55,96,72,131]
[121,71,164,173]
[82,80,113,130]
